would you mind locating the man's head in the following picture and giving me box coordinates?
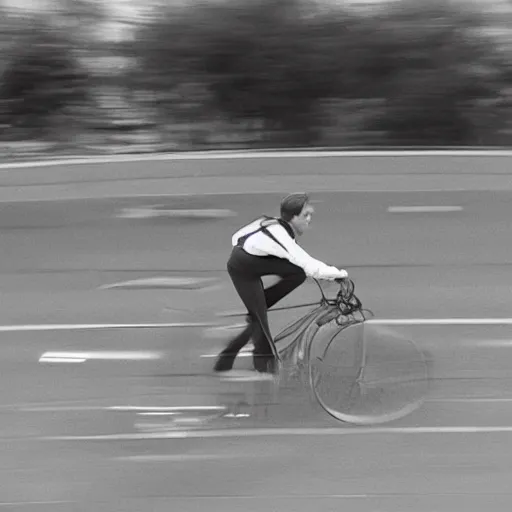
[280,193,314,236]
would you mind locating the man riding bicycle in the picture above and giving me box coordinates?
[214,193,348,377]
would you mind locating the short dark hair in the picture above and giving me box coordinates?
[280,193,310,222]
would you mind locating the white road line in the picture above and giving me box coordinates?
[3,318,512,335]
[38,357,87,364]
[42,425,512,441]
[110,405,224,412]
[3,149,512,170]
[18,398,512,413]
[201,352,252,358]
[39,351,161,363]
[468,340,512,347]
[425,339,512,348]
[69,493,512,499]
[0,321,212,332]
[388,206,463,213]
[137,412,180,416]
[117,208,236,219]
[216,316,512,327]
[99,276,217,290]
[368,318,512,326]
[116,454,258,462]
[1,318,512,334]
[20,405,108,412]
[15,396,512,412]
[0,504,72,508]
[427,398,512,403]
[124,494,370,499]
[1,318,512,335]
[18,404,226,412]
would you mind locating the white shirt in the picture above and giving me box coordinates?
[231,218,348,281]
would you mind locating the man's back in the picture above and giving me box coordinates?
[232,216,292,258]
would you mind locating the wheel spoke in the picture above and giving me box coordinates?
[310,322,428,425]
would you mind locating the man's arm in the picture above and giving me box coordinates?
[270,225,348,280]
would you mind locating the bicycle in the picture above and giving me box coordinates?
[274,278,429,425]
[134,278,429,432]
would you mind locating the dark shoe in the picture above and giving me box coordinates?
[253,354,279,375]
[264,357,279,375]
[213,354,235,373]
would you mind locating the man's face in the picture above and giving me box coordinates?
[290,203,314,236]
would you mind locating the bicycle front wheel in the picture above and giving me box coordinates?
[310,321,428,425]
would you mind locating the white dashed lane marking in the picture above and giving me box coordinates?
[110,405,224,412]
[39,351,161,363]
[0,322,211,332]
[99,276,218,290]
[387,205,463,213]
[117,207,236,219]
[0,502,74,507]
[116,454,260,462]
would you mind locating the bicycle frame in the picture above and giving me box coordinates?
[276,278,370,369]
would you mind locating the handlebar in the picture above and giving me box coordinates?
[312,277,372,320]
[219,277,370,320]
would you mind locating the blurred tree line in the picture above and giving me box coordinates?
[0,0,511,150]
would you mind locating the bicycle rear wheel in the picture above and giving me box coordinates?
[310,321,428,425]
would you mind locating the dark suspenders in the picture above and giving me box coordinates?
[236,217,293,253]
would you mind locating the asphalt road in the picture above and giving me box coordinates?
[1,190,512,319]
[2,158,512,510]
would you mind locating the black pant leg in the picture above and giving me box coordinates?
[227,267,277,369]
[215,248,306,372]
[264,270,306,309]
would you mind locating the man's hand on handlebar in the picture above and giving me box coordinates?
[334,270,348,283]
